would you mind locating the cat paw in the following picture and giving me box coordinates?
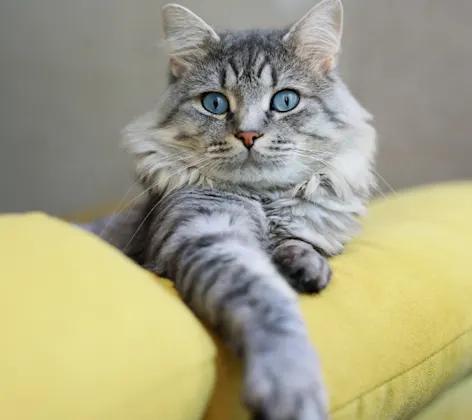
[243,336,329,420]
[272,240,332,294]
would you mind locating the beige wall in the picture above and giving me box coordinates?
[1,0,471,215]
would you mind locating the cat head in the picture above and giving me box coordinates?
[125,0,376,198]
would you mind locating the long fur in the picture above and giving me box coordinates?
[83,1,376,419]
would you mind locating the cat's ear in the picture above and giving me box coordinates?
[283,0,343,74]
[162,4,219,77]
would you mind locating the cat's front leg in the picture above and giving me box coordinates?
[147,190,329,420]
[272,239,332,294]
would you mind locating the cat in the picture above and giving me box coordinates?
[81,0,376,418]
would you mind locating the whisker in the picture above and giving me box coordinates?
[294,148,397,200]
[123,192,168,254]
[99,152,193,240]
[162,158,214,197]
[98,177,142,239]
[117,154,203,212]
[123,158,213,253]
[104,155,211,245]
[293,147,336,158]
[371,169,397,196]
[370,184,389,200]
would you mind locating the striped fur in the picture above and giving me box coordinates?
[81,1,376,419]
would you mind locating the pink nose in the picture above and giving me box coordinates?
[235,131,262,149]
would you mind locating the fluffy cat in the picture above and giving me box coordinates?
[82,0,376,418]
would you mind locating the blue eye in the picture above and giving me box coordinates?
[201,92,229,115]
[271,90,300,112]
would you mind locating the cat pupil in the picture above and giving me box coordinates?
[284,96,289,106]
[213,98,219,109]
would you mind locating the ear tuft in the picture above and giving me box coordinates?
[162,4,219,77]
[284,0,343,74]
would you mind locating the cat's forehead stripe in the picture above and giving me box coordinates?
[222,61,237,88]
[256,56,269,79]
[219,67,227,89]
[229,58,241,78]
[220,53,277,89]
[270,66,278,88]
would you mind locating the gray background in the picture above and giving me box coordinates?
[1,0,471,215]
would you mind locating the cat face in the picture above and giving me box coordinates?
[159,29,340,186]
[125,0,376,193]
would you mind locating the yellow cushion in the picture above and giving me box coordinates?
[2,182,472,420]
[0,214,216,420]
[411,374,472,420]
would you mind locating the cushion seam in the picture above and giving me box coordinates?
[331,324,472,413]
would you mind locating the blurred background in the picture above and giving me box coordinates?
[1,0,471,216]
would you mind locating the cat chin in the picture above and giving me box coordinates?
[208,164,311,189]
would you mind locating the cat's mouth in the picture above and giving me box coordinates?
[246,148,258,160]
[205,143,290,177]
[239,148,289,170]
[242,147,266,165]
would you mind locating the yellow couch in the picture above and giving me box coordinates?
[1,182,472,420]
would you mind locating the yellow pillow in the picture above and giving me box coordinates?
[411,374,472,420]
[0,214,216,420]
[1,182,472,420]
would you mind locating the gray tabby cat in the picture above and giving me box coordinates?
[82,0,376,418]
